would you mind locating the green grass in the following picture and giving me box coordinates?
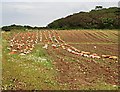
[0,31,2,89]
[2,59,58,90]
[2,32,60,90]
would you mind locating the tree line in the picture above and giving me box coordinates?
[1,24,47,31]
[47,7,120,29]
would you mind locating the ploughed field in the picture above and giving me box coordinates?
[2,30,119,90]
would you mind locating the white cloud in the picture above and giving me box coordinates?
[1,0,120,2]
[2,2,118,27]
[0,2,2,27]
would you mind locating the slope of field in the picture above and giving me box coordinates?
[2,30,119,90]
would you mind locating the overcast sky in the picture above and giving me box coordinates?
[1,0,119,27]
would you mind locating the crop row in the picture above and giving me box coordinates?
[7,30,118,60]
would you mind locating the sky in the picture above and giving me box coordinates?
[1,0,119,27]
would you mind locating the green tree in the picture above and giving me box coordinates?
[101,18,114,29]
[95,6,103,10]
